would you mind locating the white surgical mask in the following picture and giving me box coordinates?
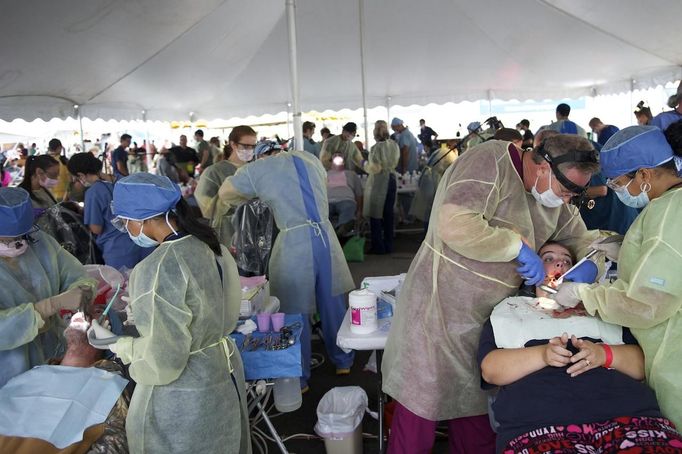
[614,180,650,208]
[236,148,254,162]
[0,239,28,258]
[531,173,565,208]
[41,176,59,188]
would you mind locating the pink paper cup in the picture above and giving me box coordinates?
[256,313,271,332]
[271,312,285,332]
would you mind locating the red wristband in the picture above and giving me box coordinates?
[602,343,614,369]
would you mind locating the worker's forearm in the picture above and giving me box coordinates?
[609,344,645,381]
[481,345,546,386]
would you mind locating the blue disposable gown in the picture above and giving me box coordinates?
[0,231,95,387]
[114,236,250,454]
[225,151,355,313]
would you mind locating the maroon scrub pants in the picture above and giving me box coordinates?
[387,401,496,454]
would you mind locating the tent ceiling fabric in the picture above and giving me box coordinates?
[1,0,681,121]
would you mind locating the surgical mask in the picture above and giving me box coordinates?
[0,239,28,258]
[614,179,650,208]
[79,177,93,188]
[41,176,59,188]
[126,220,159,248]
[236,147,254,162]
[531,173,565,208]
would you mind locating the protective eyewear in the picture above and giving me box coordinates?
[0,226,39,245]
[110,216,130,232]
[605,172,636,191]
[535,145,595,197]
[236,142,256,151]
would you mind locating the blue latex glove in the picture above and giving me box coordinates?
[516,243,546,286]
[562,260,598,283]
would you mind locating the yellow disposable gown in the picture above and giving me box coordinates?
[114,236,250,454]
[0,231,95,387]
[320,135,363,171]
[195,160,239,246]
[382,140,600,420]
[579,186,682,428]
[363,139,400,219]
[409,147,458,222]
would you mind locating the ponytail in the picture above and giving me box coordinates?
[168,198,222,255]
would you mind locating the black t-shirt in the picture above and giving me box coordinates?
[169,145,199,164]
[477,320,662,452]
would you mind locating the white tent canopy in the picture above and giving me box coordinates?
[1,0,681,121]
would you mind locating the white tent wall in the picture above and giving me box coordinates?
[1,80,678,152]
[1,0,681,122]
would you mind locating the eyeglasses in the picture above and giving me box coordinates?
[236,143,256,151]
[606,173,636,191]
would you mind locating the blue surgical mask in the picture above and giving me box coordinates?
[614,179,650,208]
[126,221,159,248]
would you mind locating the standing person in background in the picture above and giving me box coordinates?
[589,117,620,146]
[363,120,400,254]
[155,147,180,183]
[209,136,223,163]
[545,103,588,137]
[516,119,534,148]
[634,101,653,126]
[18,155,61,210]
[418,119,438,155]
[302,121,321,158]
[391,118,418,174]
[320,122,363,171]
[170,135,199,180]
[194,129,213,171]
[218,149,355,391]
[320,127,333,142]
[195,125,257,247]
[46,139,70,201]
[111,134,131,181]
[67,152,152,270]
[391,117,419,224]
[652,82,682,131]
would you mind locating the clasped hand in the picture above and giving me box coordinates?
[543,333,606,377]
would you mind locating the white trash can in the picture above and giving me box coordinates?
[314,386,368,454]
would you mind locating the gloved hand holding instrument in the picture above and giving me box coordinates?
[34,285,93,319]
[589,234,624,262]
[539,234,624,295]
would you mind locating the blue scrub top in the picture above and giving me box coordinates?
[597,125,619,146]
[84,180,151,269]
[651,110,682,131]
[397,127,419,172]
[579,173,640,235]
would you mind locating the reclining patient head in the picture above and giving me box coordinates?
[536,242,574,298]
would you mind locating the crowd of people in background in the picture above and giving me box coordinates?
[2,80,682,453]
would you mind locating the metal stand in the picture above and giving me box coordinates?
[248,385,290,454]
[376,349,386,453]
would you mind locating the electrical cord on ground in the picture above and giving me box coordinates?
[310,352,325,370]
